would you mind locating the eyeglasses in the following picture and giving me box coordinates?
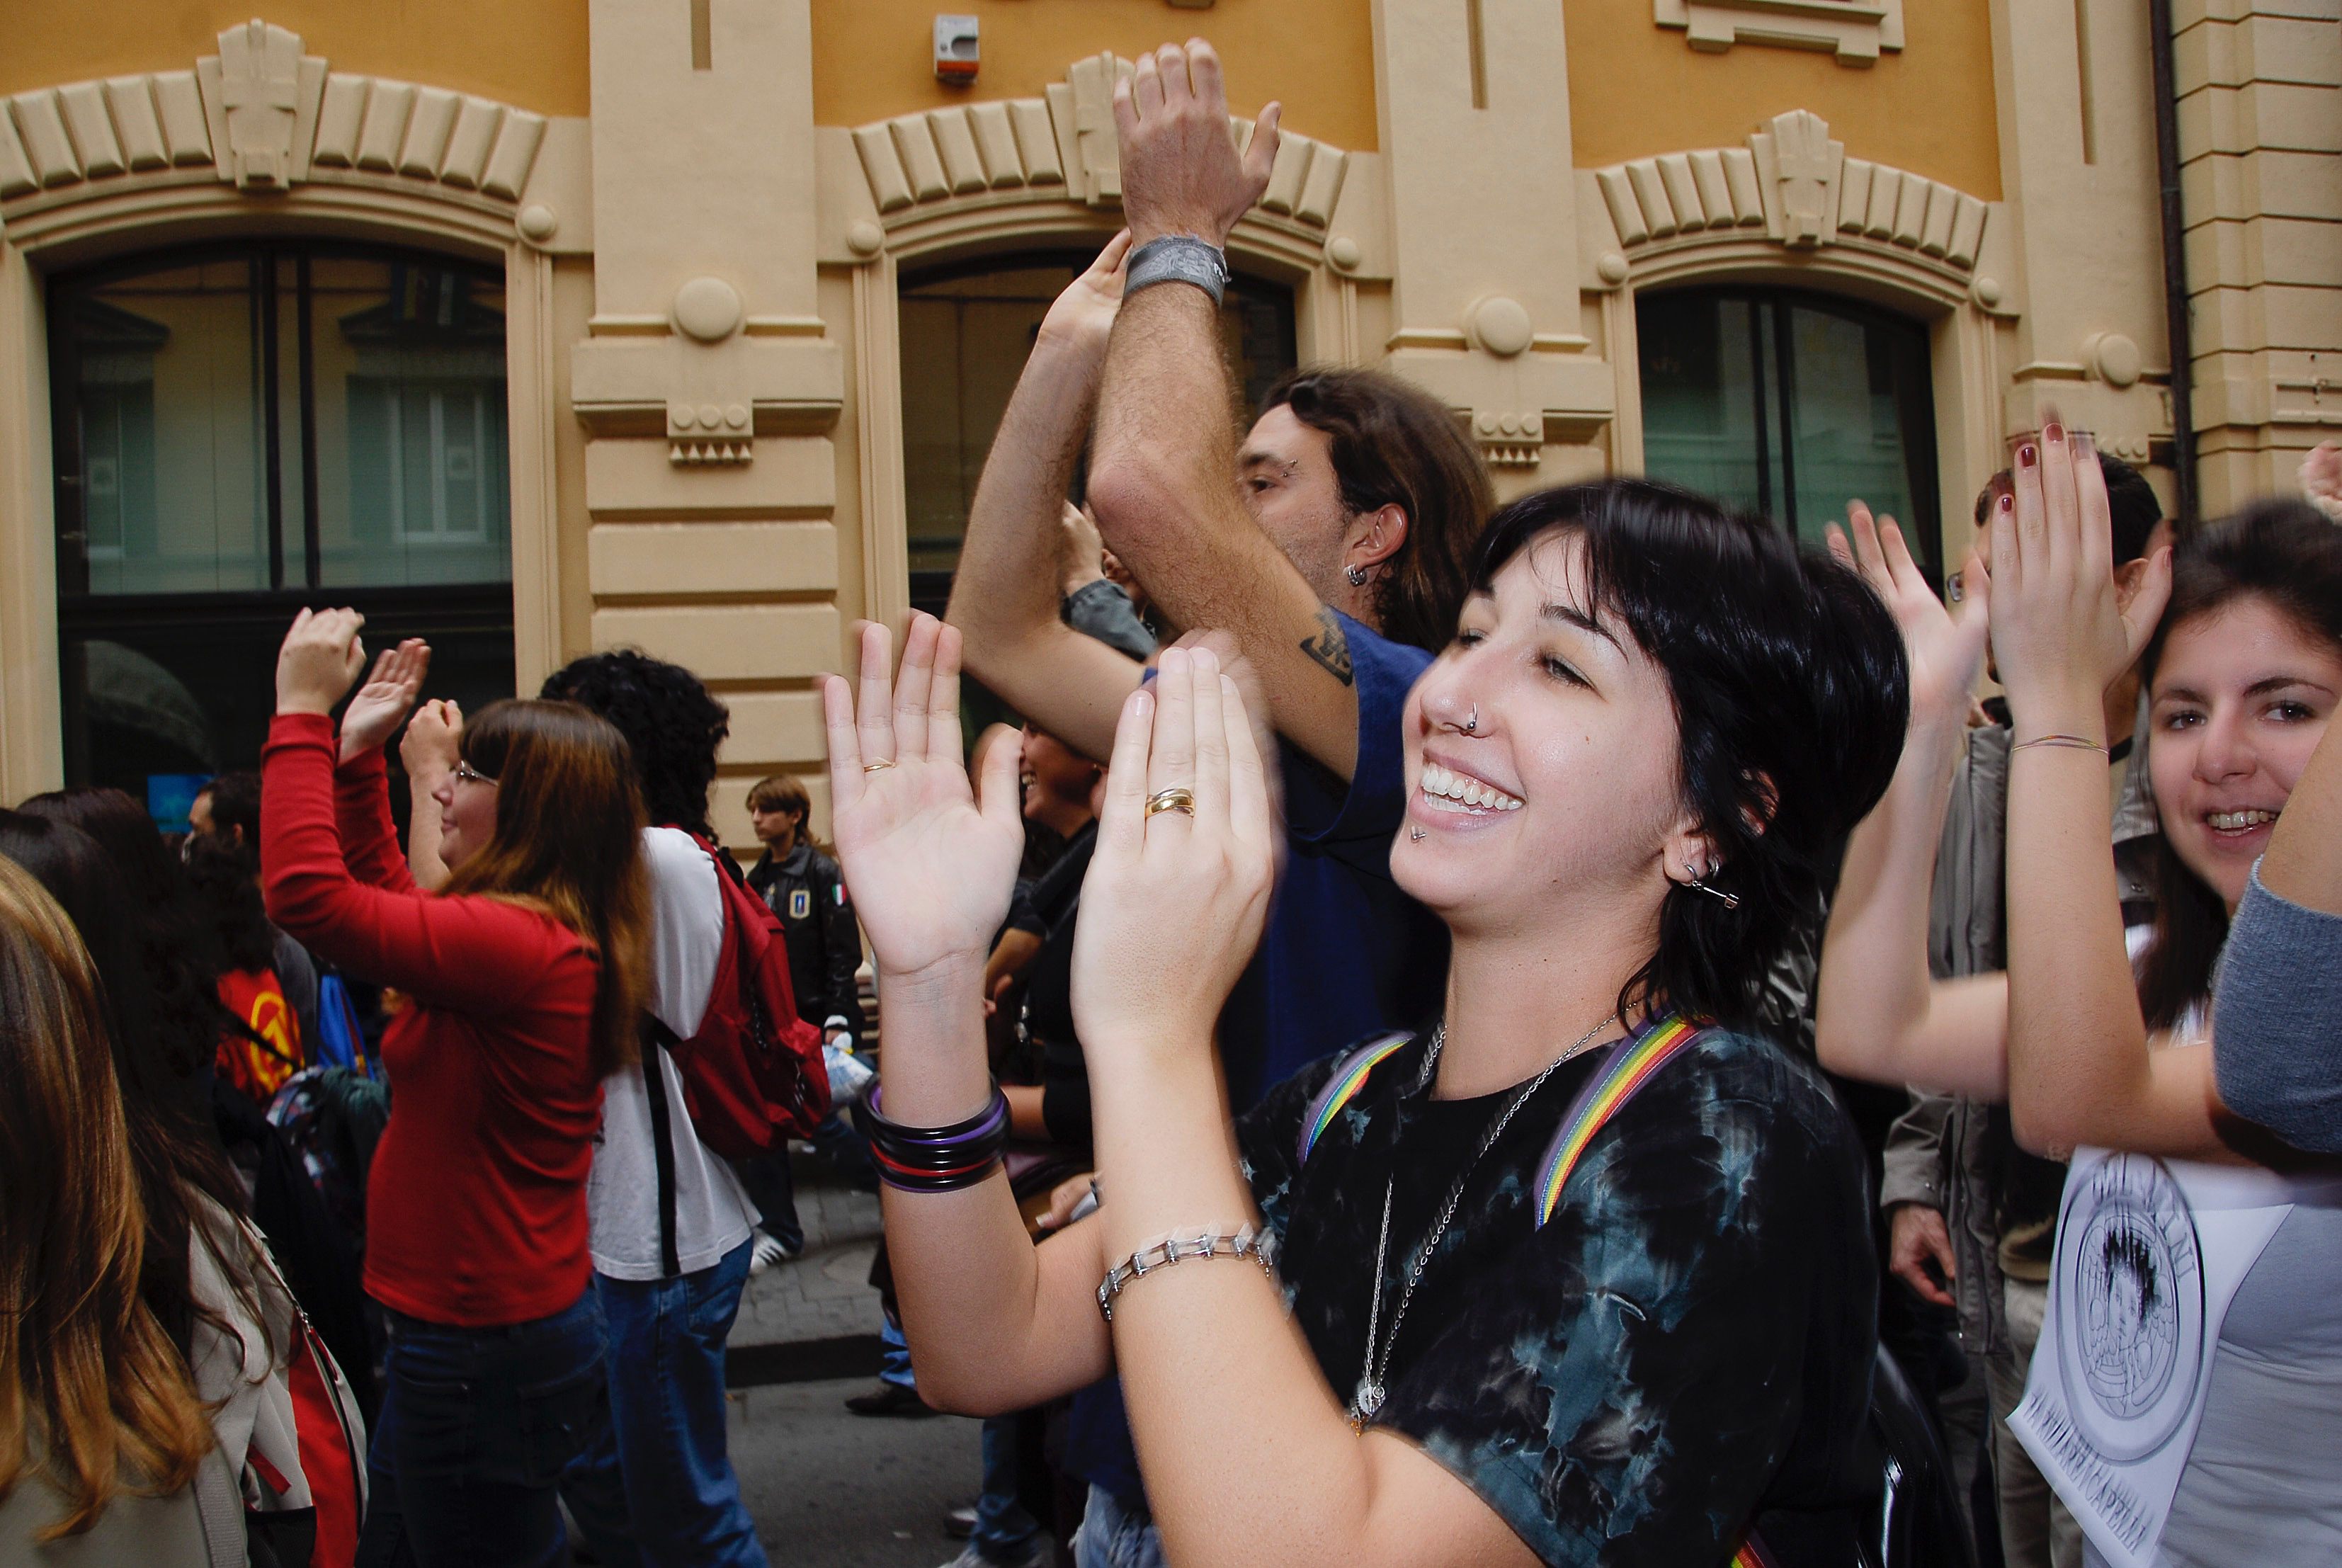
[453,761,499,788]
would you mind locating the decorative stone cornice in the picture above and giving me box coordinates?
[1,19,547,211]
[1591,110,1986,278]
[848,51,1348,235]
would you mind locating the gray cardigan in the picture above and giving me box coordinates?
[2212,867,2342,1153]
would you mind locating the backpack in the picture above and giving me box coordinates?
[312,970,375,1078]
[651,829,831,1161]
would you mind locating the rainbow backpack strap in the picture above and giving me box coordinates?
[1532,1013,1710,1229]
[1296,1031,1416,1167]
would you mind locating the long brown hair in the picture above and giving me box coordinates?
[443,699,650,1078]
[0,858,215,1540]
[2137,499,2342,1030]
[1259,367,1495,653]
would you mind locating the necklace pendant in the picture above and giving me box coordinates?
[1347,1379,1386,1432]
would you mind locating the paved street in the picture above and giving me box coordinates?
[700,1147,986,1568]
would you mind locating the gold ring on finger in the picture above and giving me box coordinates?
[1144,786,1196,819]
[863,759,897,773]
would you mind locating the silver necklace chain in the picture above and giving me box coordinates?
[1348,1011,1619,1431]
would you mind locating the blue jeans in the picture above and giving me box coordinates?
[355,1290,607,1568]
[972,1414,1042,1560]
[1073,1484,1165,1568]
[560,1242,768,1568]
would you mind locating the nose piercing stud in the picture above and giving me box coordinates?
[1463,706,1479,733]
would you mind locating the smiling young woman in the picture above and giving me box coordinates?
[825,471,1913,1568]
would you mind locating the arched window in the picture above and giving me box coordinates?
[1638,286,1940,576]
[48,240,516,818]
[897,251,1297,617]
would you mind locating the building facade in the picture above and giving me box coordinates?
[2,0,2334,847]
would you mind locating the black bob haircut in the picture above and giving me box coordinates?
[540,649,730,839]
[1467,479,1910,1034]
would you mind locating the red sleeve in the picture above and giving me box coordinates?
[262,713,579,1015]
[334,744,418,894]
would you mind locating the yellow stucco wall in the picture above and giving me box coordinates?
[1567,1,2002,200]
[0,0,591,116]
[809,0,1380,151]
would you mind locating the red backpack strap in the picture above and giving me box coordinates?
[288,1317,365,1565]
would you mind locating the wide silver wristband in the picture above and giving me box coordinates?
[1125,234,1229,307]
[1096,1226,1279,1322]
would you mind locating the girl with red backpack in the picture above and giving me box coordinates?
[261,611,649,1567]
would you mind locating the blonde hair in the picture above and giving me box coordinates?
[0,858,213,1539]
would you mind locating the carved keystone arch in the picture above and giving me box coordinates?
[0,20,549,214]
[1591,110,1989,297]
[848,52,1351,243]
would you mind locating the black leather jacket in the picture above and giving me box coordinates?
[745,841,862,1033]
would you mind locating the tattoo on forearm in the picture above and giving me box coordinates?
[1300,607,1355,687]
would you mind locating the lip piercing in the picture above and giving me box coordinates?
[1409,826,1426,841]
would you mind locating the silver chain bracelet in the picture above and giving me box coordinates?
[1096,1226,1280,1322]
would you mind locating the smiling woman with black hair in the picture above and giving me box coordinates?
[820,476,1910,1568]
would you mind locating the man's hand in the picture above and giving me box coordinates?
[275,608,370,718]
[1112,40,1280,249]
[1886,1203,1957,1308]
[2303,439,2342,523]
[1036,230,1132,357]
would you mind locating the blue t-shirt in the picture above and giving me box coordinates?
[1069,610,1451,1503]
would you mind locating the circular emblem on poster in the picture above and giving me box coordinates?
[2053,1153,2205,1462]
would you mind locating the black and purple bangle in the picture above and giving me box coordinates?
[852,1079,1010,1193]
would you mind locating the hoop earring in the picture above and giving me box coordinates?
[1681,863,1739,910]
[1344,563,1369,586]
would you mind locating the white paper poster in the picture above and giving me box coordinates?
[2007,1150,2294,1568]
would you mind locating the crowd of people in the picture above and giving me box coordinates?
[5,34,2341,1568]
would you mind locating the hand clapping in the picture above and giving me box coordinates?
[1069,643,1275,1071]
[1112,41,1280,250]
[1829,501,1990,736]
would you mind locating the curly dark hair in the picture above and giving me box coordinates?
[1466,480,1909,1033]
[540,650,730,839]
[183,831,277,973]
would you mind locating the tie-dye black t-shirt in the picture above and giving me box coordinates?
[1235,1026,1877,1567]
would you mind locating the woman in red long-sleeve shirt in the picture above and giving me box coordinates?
[261,609,649,1568]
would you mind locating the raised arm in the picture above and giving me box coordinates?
[945,233,1149,764]
[1066,637,1528,1568]
[1990,426,2219,1159]
[822,615,1115,1411]
[1084,42,1370,783]
[398,698,462,892]
[1816,505,2013,1098]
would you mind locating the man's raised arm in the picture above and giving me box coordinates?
[1083,42,1365,781]
[945,233,1149,764]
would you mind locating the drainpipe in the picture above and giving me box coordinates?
[2148,0,2197,525]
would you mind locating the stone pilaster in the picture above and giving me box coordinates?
[2173,0,2342,512]
[573,0,845,846]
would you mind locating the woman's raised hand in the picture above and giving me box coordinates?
[1070,644,1275,1068]
[275,608,371,719]
[1989,424,2171,741]
[822,614,1026,984]
[1035,229,1132,356]
[1829,501,1989,734]
[339,638,431,761]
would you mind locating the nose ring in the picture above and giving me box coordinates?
[1463,706,1479,733]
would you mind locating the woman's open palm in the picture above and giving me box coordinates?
[822,615,1026,982]
[1830,502,1989,732]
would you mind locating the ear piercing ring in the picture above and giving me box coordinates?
[1682,863,1738,909]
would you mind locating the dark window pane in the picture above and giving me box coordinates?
[897,253,1297,579]
[60,257,270,594]
[1638,286,1939,579]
